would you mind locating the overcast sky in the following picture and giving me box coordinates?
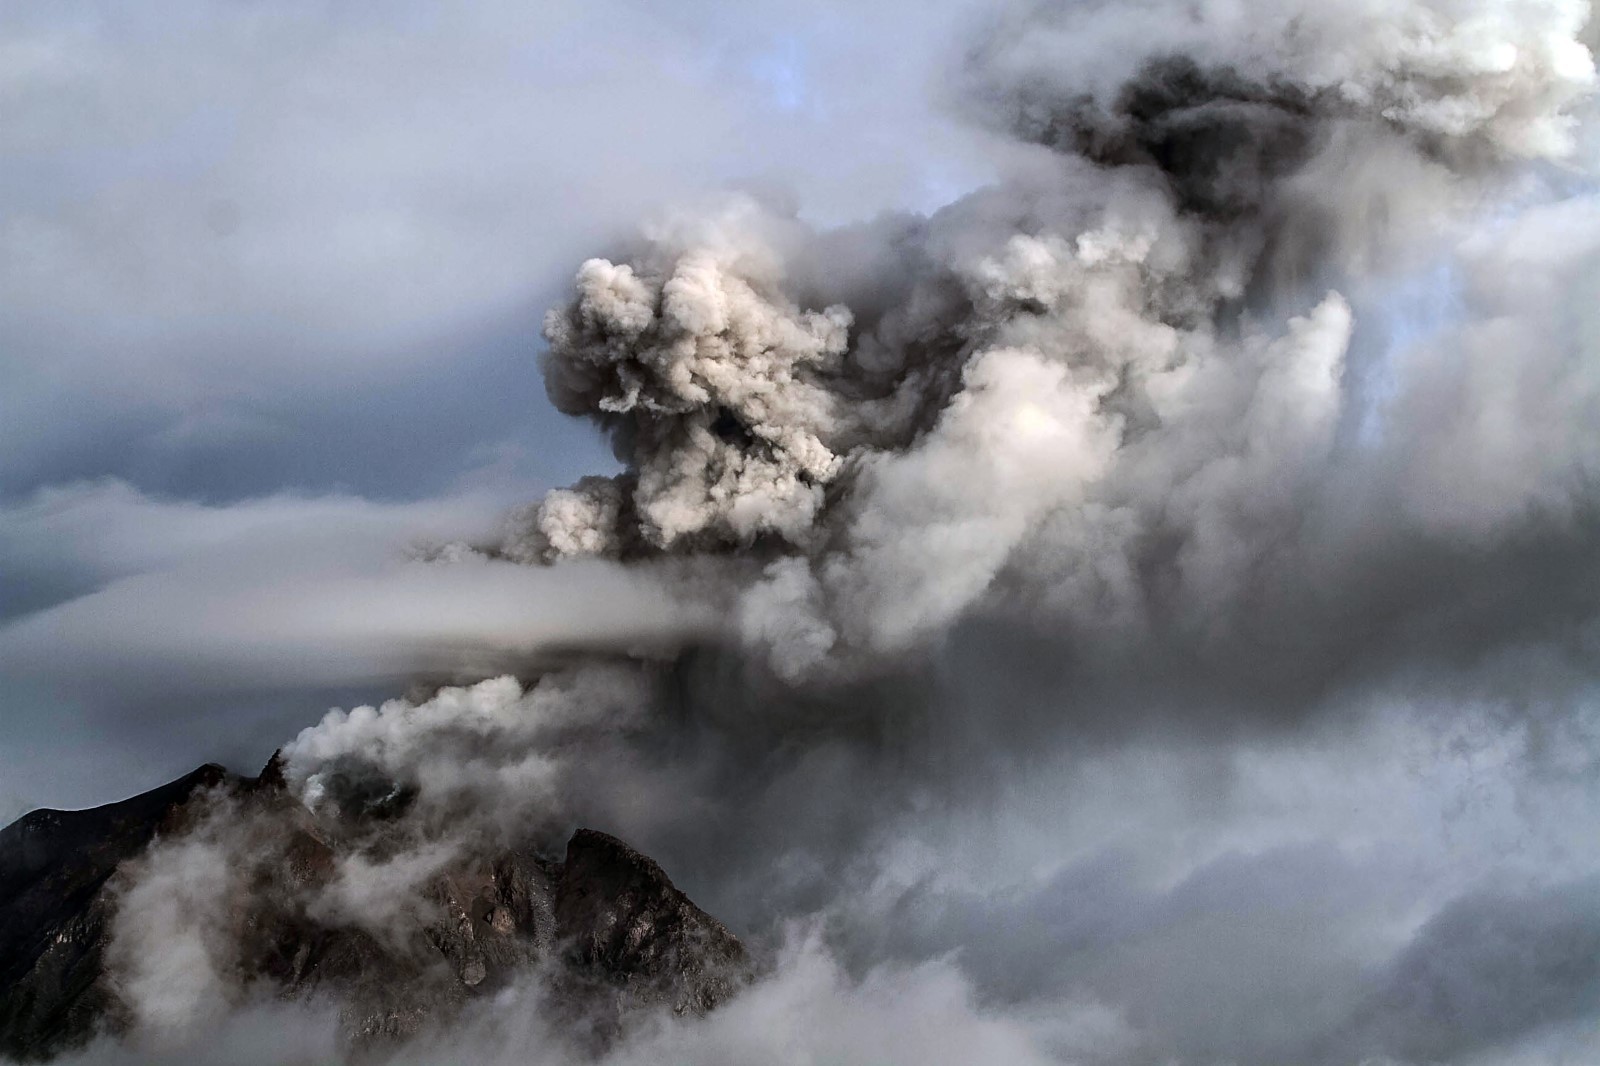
[0,0,1000,814]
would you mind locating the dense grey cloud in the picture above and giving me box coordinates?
[1343,878,1600,1063]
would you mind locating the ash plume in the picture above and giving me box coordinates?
[12,1,1600,1064]
[519,0,1600,686]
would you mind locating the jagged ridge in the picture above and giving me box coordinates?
[0,759,748,1061]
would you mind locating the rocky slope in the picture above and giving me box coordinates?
[0,759,747,1061]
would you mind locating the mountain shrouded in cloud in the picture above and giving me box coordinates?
[6,0,1600,1063]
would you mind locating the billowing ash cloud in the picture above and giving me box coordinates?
[515,0,1600,685]
[37,1,1600,1064]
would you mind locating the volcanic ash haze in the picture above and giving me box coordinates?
[21,0,1600,1063]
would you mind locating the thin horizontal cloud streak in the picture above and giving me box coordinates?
[0,481,710,694]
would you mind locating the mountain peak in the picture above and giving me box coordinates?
[0,765,749,1061]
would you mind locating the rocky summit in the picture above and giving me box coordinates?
[0,758,748,1061]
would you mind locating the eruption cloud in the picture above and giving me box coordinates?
[49,0,1600,1063]
[520,0,1600,687]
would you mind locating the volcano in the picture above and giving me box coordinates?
[0,758,748,1061]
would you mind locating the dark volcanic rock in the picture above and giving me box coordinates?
[0,764,234,1062]
[0,762,749,1061]
[556,829,747,1016]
